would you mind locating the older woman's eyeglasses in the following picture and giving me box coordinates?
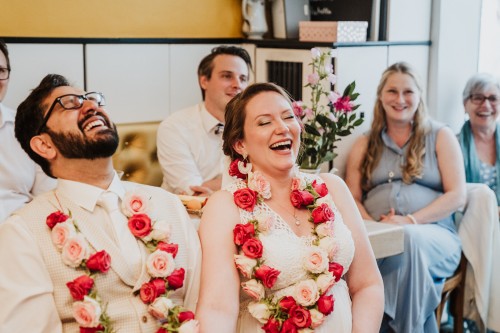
[0,67,11,80]
[469,94,498,106]
[37,92,106,134]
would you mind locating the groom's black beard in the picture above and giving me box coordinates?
[46,123,119,159]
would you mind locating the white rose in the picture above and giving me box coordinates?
[148,296,174,320]
[315,223,331,238]
[146,249,175,278]
[303,246,329,274]
[309,308,325,329]
[234,254,257,278]
[179,319,200,333]
[61,234,89,268]
[248,301,271,324]
[51,221,76,250]
[122,189,152,217]
[316,273,336,295]
[150,220,171,242]
[241,279,265,300]
[318,236,337,261]
[294,279,319,306]
[254,211,275,233]
[299,328,315,333]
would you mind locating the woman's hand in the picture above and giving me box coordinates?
[379,208,414,225]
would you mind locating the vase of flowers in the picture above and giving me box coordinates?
[293,47,364,171]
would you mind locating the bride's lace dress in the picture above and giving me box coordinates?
[227,173,355,332]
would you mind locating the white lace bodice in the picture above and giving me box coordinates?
[227,173,355,310]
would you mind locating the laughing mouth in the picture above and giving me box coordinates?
[83,119,108,132]
[270,140,292,150]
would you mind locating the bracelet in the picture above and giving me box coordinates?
[406,214,418,224]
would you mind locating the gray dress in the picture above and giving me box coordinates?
[364,120,462,333]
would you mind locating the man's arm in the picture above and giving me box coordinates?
[0,216,62,332]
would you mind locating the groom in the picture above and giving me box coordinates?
[0,74,200,332]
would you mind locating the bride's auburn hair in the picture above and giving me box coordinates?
[361,62,430,191]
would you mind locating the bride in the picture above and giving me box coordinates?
[196,82,383,332]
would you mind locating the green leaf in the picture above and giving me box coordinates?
[353,118,364,126]
[304,124,321,136]
[351,104,360,111]
[350,92,360,101]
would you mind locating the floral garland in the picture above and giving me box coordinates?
[46,189,198,333]
[229,159,344,332]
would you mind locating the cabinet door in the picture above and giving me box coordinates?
[4,44,84,110]
[386,0,432,41]
[333,46,388,177]
[86,44,170,124]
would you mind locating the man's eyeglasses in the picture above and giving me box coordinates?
[0,67,11,80]
[37,92,106,134]
[469,94,498,106]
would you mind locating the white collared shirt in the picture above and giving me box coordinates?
[157,103,224,194]
[0,103,56,222]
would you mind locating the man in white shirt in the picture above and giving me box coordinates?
[0,74,200,332]
[0,40,55,221]
[157,46,252,195]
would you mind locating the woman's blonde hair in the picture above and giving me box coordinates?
[361,62,430,191]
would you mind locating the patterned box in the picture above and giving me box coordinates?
[299,21,368,43]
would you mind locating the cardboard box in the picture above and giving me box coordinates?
[299,21,368,43]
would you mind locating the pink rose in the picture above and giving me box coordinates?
[254,265,280,288]
[72,296,102,328]
[281,319,298,333]
[122,190,151,217]
[262,317,280,333]
[234,254,257,278]
[317,294,334,315]
[279,296,297,313]
[178,310,195,323]
[228,158,247,180]
[233,223,255,246]
[178,319,200,333]
[241,279,265,300]
[233,188,258,212]
[309,308,325,328]
[148,296,173,320]
[167,268,185,290]
[61,235,89,268]
[146,250,175,278]
[128,214,152,238]
[294,279,319,307]
[140,278,166,304]
[248,171,271,199]
[157,242,179,258]
[312,180,328,197]
[290,190,314,208]
[303,247,329,274]
[289,305,312,328]
[241,238,263,259]
[311,203,335,224]
[333,96,353,112]
[328,262,344,282]
[86,250,111,273]
[319,236,337,260]
[46,211,69,229]
[66,275,94,301]
[51,222,76,250]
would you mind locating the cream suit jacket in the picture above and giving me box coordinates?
[0,180,201,332]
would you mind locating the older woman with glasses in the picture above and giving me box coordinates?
[458,73,500,212]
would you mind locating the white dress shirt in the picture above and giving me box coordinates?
[157,103,224,194]
[0,103,56,222]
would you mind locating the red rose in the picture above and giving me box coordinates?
[254,265,280,288]
[66,275,94,301]
[233,223,255,246]
[139,278,166,303]
[229,158,247,179]
[311,203,335,224]
[262,317,280,333]
[86,250,111,273]
[279,296,297,313]
[328,262,344,282]
[128,213,152,238]
[281,319,298,333]
[289,305,312,328]
[312,180,328,197]
[241,237,263,259]
[290,190,315,208]
[46,211,69,229]
[156,329,168,333]
[157,242,179,258]
[317,294,335,315]
[80,325,104,333]
[167,268,185,290]
[178,310,195,323]
[233,188,258,212]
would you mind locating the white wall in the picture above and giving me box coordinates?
[478,0,500,79]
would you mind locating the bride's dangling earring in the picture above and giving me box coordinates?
[238,152,252,175]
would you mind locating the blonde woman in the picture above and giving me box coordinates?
[345,62,466,333]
